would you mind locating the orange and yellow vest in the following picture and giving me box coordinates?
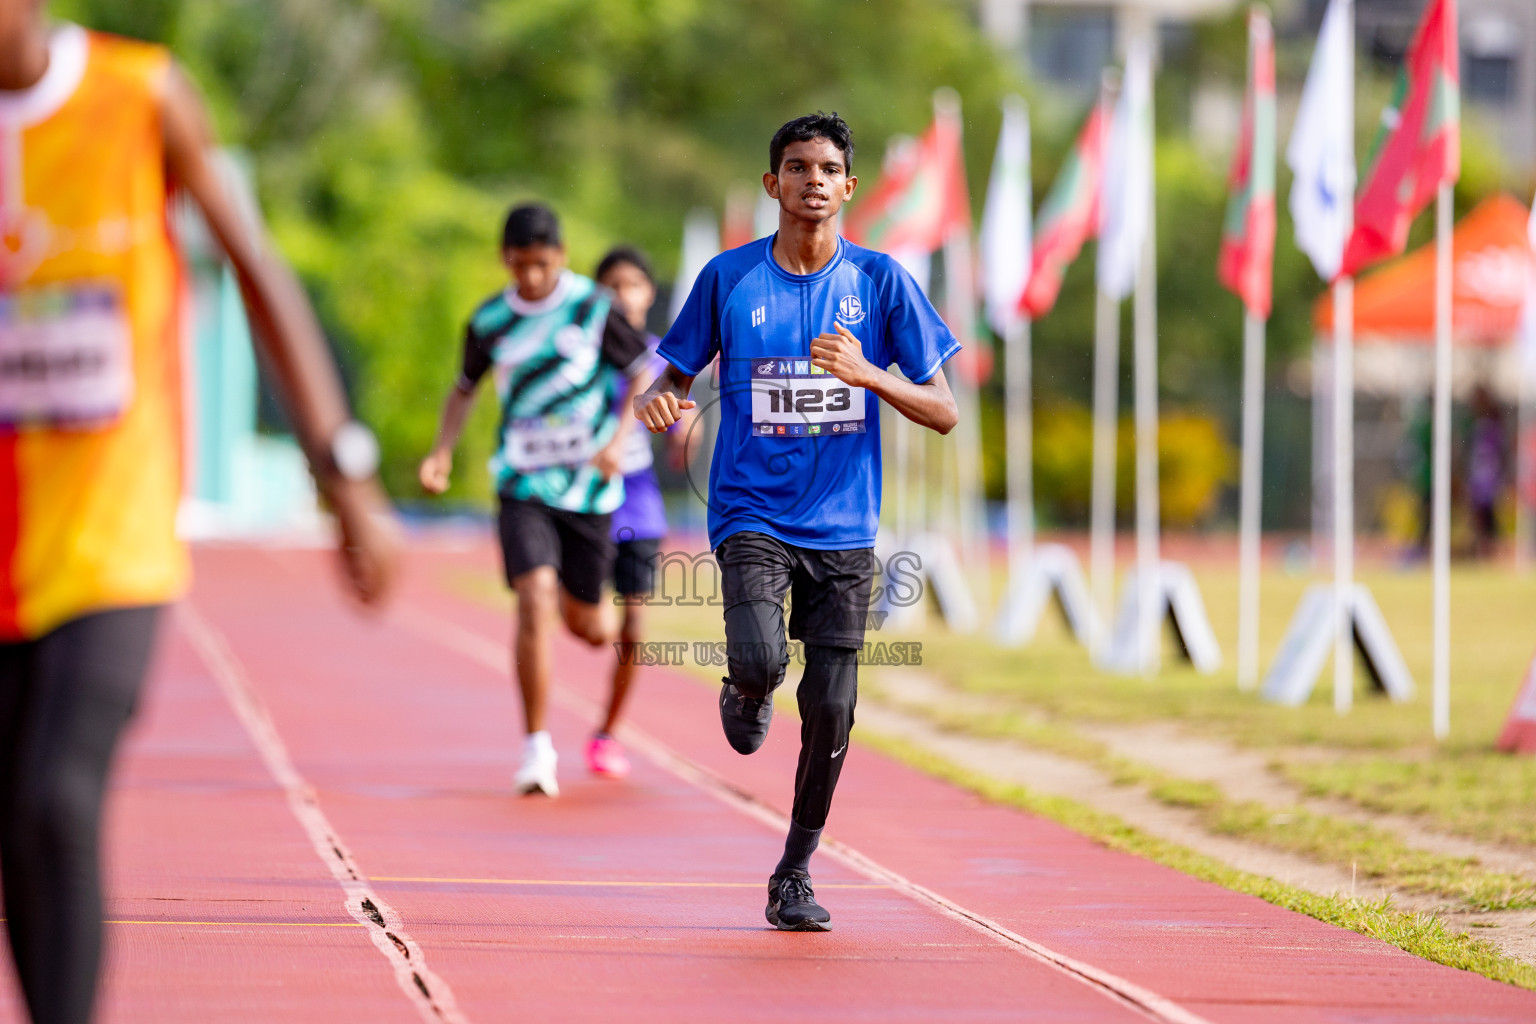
[0,25,187,640]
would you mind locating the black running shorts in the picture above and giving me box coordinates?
[497,498,612,605]
[613,536,661,598]
[715,531,875,649]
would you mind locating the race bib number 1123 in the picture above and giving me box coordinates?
[749,356,866,438]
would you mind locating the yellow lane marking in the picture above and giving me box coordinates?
[371,876,887,890]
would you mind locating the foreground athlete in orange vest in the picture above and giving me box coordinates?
[0,5,399,1021]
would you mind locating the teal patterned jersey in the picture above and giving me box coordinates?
[459,271,649,514]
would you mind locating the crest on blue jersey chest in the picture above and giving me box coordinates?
[836,294,866,325]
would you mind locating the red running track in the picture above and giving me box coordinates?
[2,539,1532,1023]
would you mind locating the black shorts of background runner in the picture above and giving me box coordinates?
[715,531,872,831]
[0,605,162,1024]
[498,498,613,605]
[613,536,662,599]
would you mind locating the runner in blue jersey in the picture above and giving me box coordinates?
[420,203,651,798]
[635,113,960,931]
[587,246,693,778]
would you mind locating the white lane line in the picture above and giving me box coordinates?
[404,606,1215,1024]
[180,605,470,1024]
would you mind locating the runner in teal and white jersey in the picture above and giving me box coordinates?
[420,203,650,797]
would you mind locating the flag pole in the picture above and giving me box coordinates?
[1131,22,1160,676]
[1088,70,1120,657]
[1431,181,1453,739]
[1331,0,1356,716]
[1089,287,1119,654]
[1333,272,1354,714]
[1006,316,1035,576]
[1237,308,1266,689]
[1133,186,1160,678]
[1232,5,1273,692]
[935,88,987,620]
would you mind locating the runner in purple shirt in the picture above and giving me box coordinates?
[589,247,693,776]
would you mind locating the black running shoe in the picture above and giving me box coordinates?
[719,680,773,754]
[766,872,831,932]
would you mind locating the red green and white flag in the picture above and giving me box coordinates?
[1218,8,1277,318]
[845,106,970,254]
[1340,0,1460,278]
[1019,100,1108,319]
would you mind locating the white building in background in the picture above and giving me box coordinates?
[978,0,1244,90]
[1352,0,1536,165]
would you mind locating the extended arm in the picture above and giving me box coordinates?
[419,384,477,494]
[634,364,699,433]
[810,323,958,434]
[589,370,650,479]
[161,65,398,604]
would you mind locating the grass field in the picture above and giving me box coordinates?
[869,558,1536,848]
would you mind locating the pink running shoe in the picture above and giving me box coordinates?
[586,734,630,778]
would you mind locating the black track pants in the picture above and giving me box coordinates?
[718,532,872,832]
[0,606,161,1024]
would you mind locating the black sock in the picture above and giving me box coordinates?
[774,821,823,878]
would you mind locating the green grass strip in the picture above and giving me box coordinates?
[924,703,1536,913]
[857,731,1536,991]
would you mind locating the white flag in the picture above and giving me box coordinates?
[1097,37,1153,302]
[668,207,720,324]
[981,96,1032,335]
[1520,193,1536,384]
[1287,0,1356,282]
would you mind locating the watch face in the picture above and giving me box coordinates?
[333,422,380,481]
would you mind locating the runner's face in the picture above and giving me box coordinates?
[767,138,856,225]
[598,262,655,332]
[503,244,567,302]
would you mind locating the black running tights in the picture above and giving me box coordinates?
[0,606,161,1024]
[723,599,858,832]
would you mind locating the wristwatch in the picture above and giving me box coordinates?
[327,420,381,482]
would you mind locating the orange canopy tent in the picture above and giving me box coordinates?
[1314,194,1533,346]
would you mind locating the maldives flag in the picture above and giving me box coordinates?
[1340,0,1460,278]
[1218,8,1277,318]
[1019,101,1108,319]
[844,104,970,254]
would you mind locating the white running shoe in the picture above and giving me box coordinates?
[515,740,559,797]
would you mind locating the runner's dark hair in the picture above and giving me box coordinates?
[769,112,854,175]
[595,245,654,285]
[503,203,562,249]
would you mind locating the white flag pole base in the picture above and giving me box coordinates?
[874,531,978,634]
[993,544,1099,648]
[1261,582,1415,706]
[1097,561,1221,676]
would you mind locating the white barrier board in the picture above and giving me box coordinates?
[993,543,1099,647]
[1098,561,1222,675]
[872,531,978,634]
[1260,583,1415,705]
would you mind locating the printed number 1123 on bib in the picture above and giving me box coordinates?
[750,357,866,438]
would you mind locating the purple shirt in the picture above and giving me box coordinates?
[611,336,671,541]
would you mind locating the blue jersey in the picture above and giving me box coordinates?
[658,235,959,551]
